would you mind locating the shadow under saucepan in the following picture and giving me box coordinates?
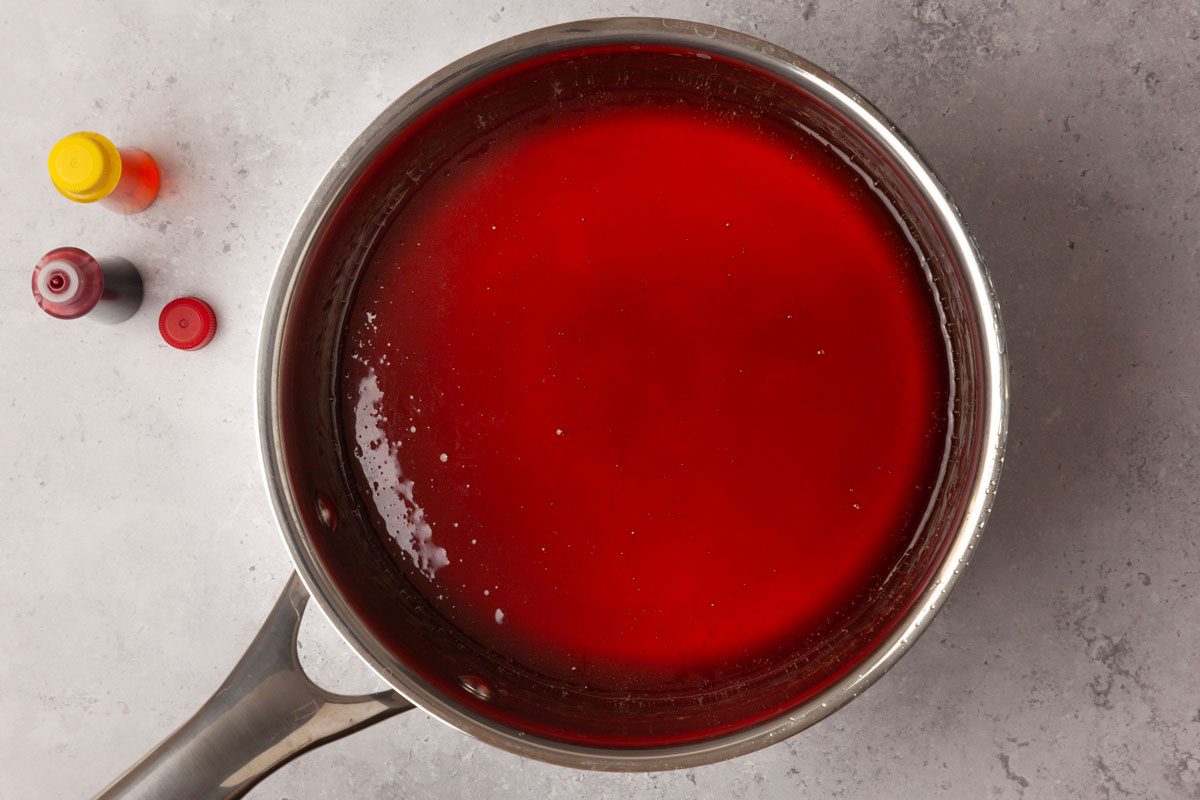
[799,31,1200,796]
[919,73,1172,674]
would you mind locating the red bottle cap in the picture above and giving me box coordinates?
[159,297,217,350]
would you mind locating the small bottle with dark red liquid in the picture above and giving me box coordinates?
[32,247,143,323]
[48,132,160,214]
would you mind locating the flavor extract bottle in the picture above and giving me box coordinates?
[48,132,160,213]
[32,247,143,323]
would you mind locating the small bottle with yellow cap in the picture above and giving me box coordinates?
[48,132,160,214]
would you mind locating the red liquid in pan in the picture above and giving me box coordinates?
[340,86,949,691]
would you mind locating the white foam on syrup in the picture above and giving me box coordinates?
[354,367,449,580]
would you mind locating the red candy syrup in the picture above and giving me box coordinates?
[339,80,950,692]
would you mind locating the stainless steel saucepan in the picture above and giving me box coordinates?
[95,18,1007,799]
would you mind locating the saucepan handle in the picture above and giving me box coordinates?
[93,573,413,800]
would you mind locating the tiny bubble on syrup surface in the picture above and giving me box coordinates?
[458,675,493,701]
[314,492,337,531]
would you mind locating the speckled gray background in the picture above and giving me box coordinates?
[2,1,1198,798]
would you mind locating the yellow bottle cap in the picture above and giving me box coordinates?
[48,132,122,203]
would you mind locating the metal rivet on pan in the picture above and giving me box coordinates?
[315,491,338,532]
[458,675,493,701]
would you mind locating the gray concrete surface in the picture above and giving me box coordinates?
[2,0,1198,797]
